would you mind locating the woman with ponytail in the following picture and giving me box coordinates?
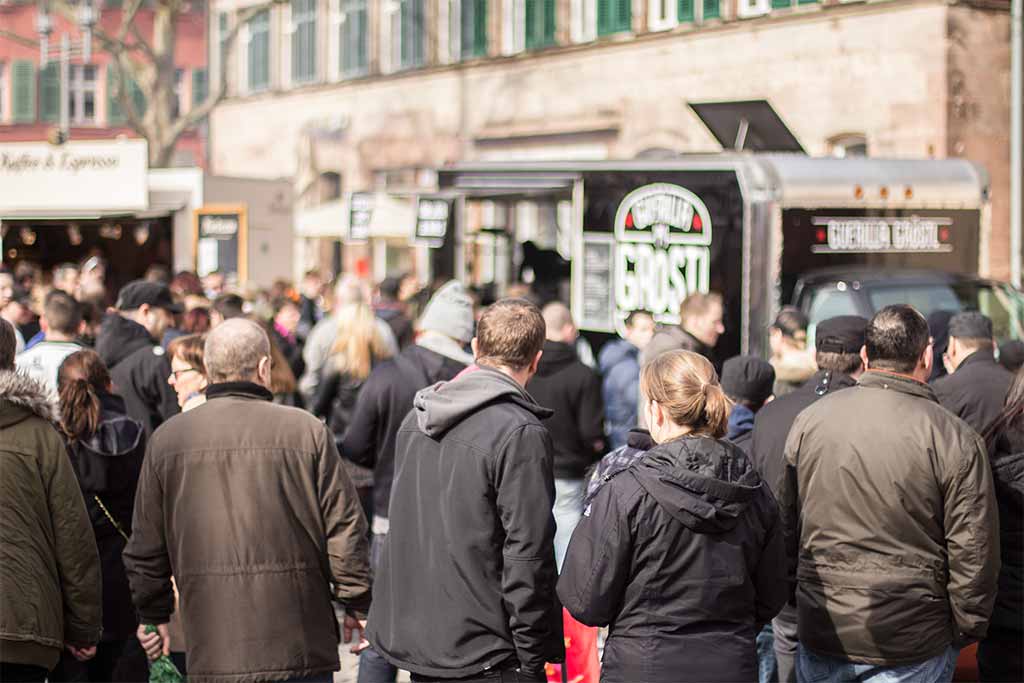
[558,350,789,683]
[54,350,148,681]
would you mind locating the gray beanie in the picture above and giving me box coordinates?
[417,280,475,344]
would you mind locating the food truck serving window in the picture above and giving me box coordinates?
[577,170,743,359]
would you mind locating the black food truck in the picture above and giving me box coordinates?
[437,155,1023,357]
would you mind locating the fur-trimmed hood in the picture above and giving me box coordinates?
[0,368,60,429]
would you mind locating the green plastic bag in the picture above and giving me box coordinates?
[145,625,185,683]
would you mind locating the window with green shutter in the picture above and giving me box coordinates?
[598,0,630,36]
[340,0,368,76]
[678,0,694,22]
[11,60,36,123]
[460,0,488,59]
[39,63,60,123]
[703,0,720,19]
[192,68,209,107]
[524,0,555,49]
[771,0,791,8]
[400,0,425,69]
[107,66,147,125]
[247,10,270,91]
[291,0,317,83]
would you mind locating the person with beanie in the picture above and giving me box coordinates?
[340,280,475,683]
[721,356,776,455]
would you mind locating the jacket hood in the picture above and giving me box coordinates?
[416,330,474,366]
[598,338,637,374]
[727,404,756,441]
[0,369,59,428]
[414,365,553,438]
[78,393,144,457]
[632,436,763,534]
[535,341,578,377]
[96,313,154,368]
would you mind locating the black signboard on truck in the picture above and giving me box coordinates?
[577,170,744,359]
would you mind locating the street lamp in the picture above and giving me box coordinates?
[36,0,95,144]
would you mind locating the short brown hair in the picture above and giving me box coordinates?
[168,334,207,378]
[475,298,545,372]
[640,350,732,438]
[679,291,723,320]
[0,319,16,370]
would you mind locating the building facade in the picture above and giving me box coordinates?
[206,0,1013,282]
[0,0,210,167]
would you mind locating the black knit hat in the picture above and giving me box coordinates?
[721,355,776,405]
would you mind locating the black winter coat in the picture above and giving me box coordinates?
[558,436,789,683]
[339,345,465,518]
[312,366,374,489]
[367,366,564,680]
[933,349,1013,435]
[749,370,859,499]
[526,341,606,479]
[986,420,1024,632]
[96,314,180,437]
[68,393,146,642]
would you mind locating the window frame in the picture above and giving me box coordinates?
[570,0,597,42]
[246,9,272,93]
[337,0,369,78]
[290,0,318,85]
[68,63,98,125]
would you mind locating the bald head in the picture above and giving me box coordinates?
[542,302,575,343]
[204,318,271,385]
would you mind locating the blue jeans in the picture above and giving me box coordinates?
[757,624,779,683]
[553,478,585,571]
[357,531,398,683]
[797,644,959,683]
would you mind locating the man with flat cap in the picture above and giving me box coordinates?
[721,355,776,455]
[748,314,868,683]
[96,280,182,436]
[932,311,1013,434]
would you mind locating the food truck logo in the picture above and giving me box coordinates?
[614,184,712,325]
[811,216,954,254]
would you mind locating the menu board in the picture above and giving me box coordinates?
[348,192,374,242]
[194,205,247,281]
[580,234,616,333]
[415,197,452,247]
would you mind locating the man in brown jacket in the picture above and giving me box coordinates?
[0,319,102,680]
[124,318,371,683]
[782,305,1000,683]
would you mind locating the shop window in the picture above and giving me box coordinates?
[597,0,631,36]
[291,0,318,84]
[340,0,369,76]
[247,10,271,92]
[828,133,868,158]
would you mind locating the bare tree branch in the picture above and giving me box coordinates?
[0,29,40,49]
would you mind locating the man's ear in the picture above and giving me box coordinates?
[530,349,543,375]
[922,343,934,375]
[859,345,870,371]
[471,337,479,360]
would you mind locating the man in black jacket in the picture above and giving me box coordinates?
[342,280,475,683]
[748,315,867,683]
[95,281,181,437]
[526,302,605,569]
[721,355,775,455]
[368,298,564,683]
[932,311,1013,434]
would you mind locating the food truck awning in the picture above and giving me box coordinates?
[438,156,990,209]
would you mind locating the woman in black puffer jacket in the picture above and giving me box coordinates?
[52,349,148,682]
[558,350,789,683]
[979,369,1024,683]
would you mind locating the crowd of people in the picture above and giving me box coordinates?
[0,259,1021,683]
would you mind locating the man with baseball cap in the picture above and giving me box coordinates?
[96,280,182,436]
[748,314,868,683]
[932,311,1013,433]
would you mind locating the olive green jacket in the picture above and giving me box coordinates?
[0,370,102,668]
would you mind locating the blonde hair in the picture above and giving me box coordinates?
[330,303,394,380]
[640,350,732,438]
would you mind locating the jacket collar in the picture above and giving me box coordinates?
[205,381,274,402]
[801,369,859,396]
[957,347,998,372]
[858,370,938,403]
[0,369,59,429]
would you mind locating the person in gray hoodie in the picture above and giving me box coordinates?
[366,298,564,683]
